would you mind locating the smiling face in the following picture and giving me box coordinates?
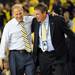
[34,9,46,23]
[34,3,48,23]
[12,4,24,22]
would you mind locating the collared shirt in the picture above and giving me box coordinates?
[39,14,55,52]
[0,16,34,58]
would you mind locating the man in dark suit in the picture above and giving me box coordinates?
[31,3,75,75]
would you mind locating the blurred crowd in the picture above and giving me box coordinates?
[0,0,75,75]
[0,0,75,35]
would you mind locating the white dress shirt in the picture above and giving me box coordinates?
[0,16,34,58]
[39,15,55,52]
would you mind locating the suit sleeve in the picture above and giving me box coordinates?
[31,18,38,32]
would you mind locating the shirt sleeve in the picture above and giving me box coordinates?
[0,24,9,59]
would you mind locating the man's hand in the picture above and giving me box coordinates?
[52,11,58,16]
[31,32,34,43]
[0,59,3,70]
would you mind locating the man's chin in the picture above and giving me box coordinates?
[17,19,23,22]
[37,20,41,22]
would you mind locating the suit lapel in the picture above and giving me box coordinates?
[49,15,55,38]
[36,22,40,38]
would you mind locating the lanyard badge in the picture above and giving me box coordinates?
[42,41,47,52]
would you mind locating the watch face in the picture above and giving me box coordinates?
[42,41,47,51]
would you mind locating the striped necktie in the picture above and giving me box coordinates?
[19,21,32,53]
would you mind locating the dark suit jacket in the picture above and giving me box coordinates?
[31,14,75,62]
